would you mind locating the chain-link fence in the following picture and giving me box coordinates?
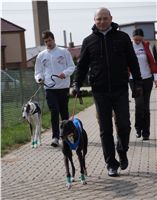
[1,69,49,129]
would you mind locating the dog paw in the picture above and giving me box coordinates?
[71,177,75,182]
[80,174,85,181]
[66,182,72,189]
[80,174,87,185]
[33,141,38,148]
[81,180,87,185]
[31,141,35,148]
[37,142,41,147]
[66,177,72,189]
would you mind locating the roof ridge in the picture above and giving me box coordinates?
[1,18,25,32]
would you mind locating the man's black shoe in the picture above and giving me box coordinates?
[119,152,128,170]
[108,167,119,177]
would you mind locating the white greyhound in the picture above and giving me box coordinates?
[22,101,42,148]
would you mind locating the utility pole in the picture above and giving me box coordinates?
[69,32,74,48]
[32,0,50,46]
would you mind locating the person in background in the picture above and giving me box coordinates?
[34,30,75,147]
[129,28,157,140]
[72,7,142,177]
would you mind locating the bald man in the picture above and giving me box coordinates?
[73,7,142,177]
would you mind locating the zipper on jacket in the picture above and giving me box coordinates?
[104,36,111,92]
[100,39,103,58]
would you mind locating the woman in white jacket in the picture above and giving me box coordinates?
[35,30,75,147]
[129,28,157,140]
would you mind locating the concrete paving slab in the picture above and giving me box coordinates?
[1,88,157,200]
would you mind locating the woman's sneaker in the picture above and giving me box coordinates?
[51,138,59,147]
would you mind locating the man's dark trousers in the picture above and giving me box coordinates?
[46,88,69,139]
[93,87,131,169]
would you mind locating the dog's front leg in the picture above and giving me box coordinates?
[37,115,42,146]
[68,155,75,182]
[76,149,87,185]
[64,156,72,189]
[36,124,41,147]
[29,122,35,148]
[32,130,36,148]
[33,114,40,148]
[33,125,38,148]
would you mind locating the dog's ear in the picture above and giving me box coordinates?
[60,120,76,131]
[60,120,76,139]
[26,104,30,113]
[69,120,76,131]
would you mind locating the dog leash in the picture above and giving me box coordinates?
[71,95,78,120]
[29,74,60,102]
[71,94,84,120]
[42,74,60,88]
[29,85,42,102]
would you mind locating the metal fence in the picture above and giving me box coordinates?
[1,69,49,129]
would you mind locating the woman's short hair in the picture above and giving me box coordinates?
[132,28,144,37]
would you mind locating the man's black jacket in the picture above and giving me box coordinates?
[75,22,142,92]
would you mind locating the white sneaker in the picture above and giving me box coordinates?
[51,138,59,147]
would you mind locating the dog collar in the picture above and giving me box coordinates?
[65,118,82,150]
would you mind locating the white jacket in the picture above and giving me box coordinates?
[34,46,76,89]
[130,42,157,81]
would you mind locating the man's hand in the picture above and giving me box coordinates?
[72,82,81,97]
[58,73,65,79]
[38,79,44,84]
[72,82,83,104]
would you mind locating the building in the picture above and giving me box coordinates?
[1,18,27,70]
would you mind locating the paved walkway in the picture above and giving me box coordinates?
[1,88,157,200]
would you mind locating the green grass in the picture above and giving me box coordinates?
[1,96,94,156]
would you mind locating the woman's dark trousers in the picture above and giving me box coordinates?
[129,77,153,137]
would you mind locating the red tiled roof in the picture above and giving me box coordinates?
[1,18,25,32]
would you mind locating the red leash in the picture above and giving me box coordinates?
[71,95,78,120]
[71,93,84,120]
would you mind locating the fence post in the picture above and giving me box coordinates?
[19,69,24,105]
[1,93,4,128]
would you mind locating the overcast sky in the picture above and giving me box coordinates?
[1,0,156,47]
